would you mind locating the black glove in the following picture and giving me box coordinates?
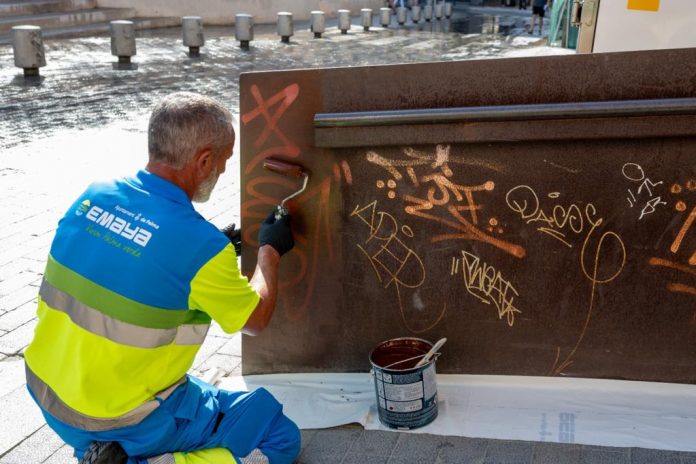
[220,223,242,256]
[258,211,294,256]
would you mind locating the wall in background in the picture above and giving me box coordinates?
[97,0,384,25]
[592,0,696,52]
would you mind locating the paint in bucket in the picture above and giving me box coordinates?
[369,337,439,430]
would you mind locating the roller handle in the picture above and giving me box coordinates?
[274,205,289,220]
[263,158,305,178]
[262,158,308,219]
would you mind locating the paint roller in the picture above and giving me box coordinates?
[262,158,309,220]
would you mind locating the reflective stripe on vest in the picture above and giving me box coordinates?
[39,279,209,348]
[43,254,212,329]
[26,363,187,432]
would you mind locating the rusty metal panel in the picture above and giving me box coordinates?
[239,48,696,382]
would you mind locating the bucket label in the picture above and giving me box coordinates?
[385,381,424,402]
[387,399,423,413]
[376,381,385,397]
[423,364,437,399]
[389,371,424,385]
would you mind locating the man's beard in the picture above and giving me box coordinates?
[192,165,219,203]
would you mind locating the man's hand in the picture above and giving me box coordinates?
[220,223,242,255]
[258,211,294,256]
[242,210,294,335]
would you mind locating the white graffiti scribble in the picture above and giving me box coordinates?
[622,162,666,220]
[451,250,521,326]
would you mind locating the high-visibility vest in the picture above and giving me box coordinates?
[25,170,259,431]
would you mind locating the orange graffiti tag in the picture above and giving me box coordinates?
[668,283,696,298]
[670,206,696,266]
[549,226,626,376]
[241,82,354,321]
[241,83,301,174]
[648,179,696,305]
[366,145,525,258]
[244,174,338,321]
[351,200,447,334]
[503,183,627,377]
[648,257,696,278]
[341,160,353,185]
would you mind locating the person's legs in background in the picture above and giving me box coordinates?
[529,6,545,34]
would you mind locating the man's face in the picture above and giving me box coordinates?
[192,143,234,203]
[192,164,219,203]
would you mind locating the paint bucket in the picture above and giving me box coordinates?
[369,337,439,430]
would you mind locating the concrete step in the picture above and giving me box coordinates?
[0,16,180,45]
[0,0,97,18]
[0,7,135,34]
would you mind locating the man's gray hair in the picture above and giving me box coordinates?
[148,92,234,169]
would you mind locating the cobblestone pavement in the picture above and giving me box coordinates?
[3,7,692,464]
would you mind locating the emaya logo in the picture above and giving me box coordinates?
[79,202,153,247]
[75,199,90,216]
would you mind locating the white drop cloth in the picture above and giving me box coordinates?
[219,374,696,452]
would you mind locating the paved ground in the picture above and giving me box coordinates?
[1,5,692,463]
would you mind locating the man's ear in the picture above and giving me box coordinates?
[193,148,214,178]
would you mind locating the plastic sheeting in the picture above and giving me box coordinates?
[219,373,696,452]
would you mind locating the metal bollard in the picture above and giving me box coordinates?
[434,2,443,19]
[12,25,46,77]
[235,14,253,49]
[277,12,293,43]
[182,16,204,56]
[380,7,391,27]
[311,10,325,38]
[412,5,421,23]
[444,2,453,18]
[424,4,433,21]
[110,20,135,64]
[397,7,407,25]
[442,18,451,32]
[338,9,351,34]
[361,8,373,31]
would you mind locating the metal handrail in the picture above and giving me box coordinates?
[314,97,696,128]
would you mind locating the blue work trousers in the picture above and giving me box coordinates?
[30,376,301,463]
